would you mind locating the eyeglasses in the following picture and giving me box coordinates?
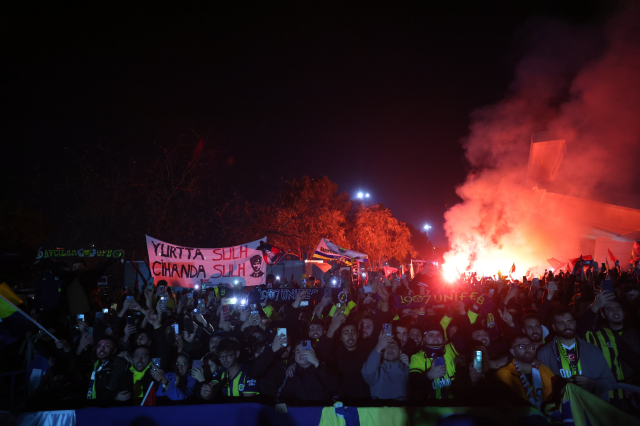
[513,344,536,351]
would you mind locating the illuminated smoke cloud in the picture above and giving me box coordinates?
[443,3,640,278]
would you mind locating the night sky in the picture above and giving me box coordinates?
[1,2,614,246]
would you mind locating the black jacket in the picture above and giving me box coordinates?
[316,333,376,400]
[276,362,339,404]
[250,345,293,403]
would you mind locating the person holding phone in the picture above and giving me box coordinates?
[200,338,259,400]
[408,322,457,400]
[275,341,339,413]
[153,354,197,402]
[495,335,557,411]
[361,331,409,400]
[250,332,293,403]
[575,290,640,408]
[537,309,615,401]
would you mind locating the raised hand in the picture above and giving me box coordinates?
[591,290,616,313]
[498,307,515,327]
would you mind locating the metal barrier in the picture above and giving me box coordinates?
[0,370,27,412]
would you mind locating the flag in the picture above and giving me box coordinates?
[409,261,415,280]
[258,241,288,266]
[568,255,593,270]
[509,263,516,274]
[547,258,565,271]
[607,249,617,263]
[633,241,640,258]
[412,259,427,275]
[526,266,538,279]
[313,238,368,265]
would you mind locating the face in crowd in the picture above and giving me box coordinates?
[133,347,151,372]
[424,330,443,346]
[341,324,358,350]
[96,339,115,360]
[602,300,624,325]
[552,312,576,340]
[382,339,401,363]
[359,318,374,339]
[309,323,325,340]
[510,337,536,364]
[218,348,240,369]
[294,343,313,368]
[522,317,542,343]
[174,354,190,377]
[471,329,491,348]
[137,332,151,347]
[396,326,409,347]
[409,327,422,346]
[209,336,222,353]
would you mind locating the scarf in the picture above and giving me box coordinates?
[556,338,582,378]
[87,360,108,399]
[423,344,445,358]
[514,360,543,409]
[130,364,151,398]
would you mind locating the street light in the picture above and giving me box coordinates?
[357,192,364,199]
[365,193,370,198]
[423,224,431,238]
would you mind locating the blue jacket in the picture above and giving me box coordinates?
[361,348,409,400]
[155,373,196,400]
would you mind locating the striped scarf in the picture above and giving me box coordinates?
[513,360,543,408]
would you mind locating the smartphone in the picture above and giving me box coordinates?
[110,303,117,311]
[86,327,93,337]
[277,328,287,347]
[300,301,309,306]
[184,319,195,334]
[583,260,591,265]
[192,360,202,370]
[222,304,231,320]
[152,358,161,368]
[602,276,613,293]
[489,288,495,295]
[76,314,85,322]
[173,323,179,335]
[146,283,154,290]
[383,323,392,337]
[473,351,483,374]
[95,311,104,322]
[126,295,133,301]
[187,293,193,299]
[102,308,109,314]
[98,276,108,286]
[301,340,312,351]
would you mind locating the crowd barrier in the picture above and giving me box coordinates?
[10,402,551,426]
[12,384,640,426]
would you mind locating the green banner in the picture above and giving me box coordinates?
[36,248,123,259]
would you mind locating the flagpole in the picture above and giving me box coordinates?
[0,293,59,341]
[140,382,154,406]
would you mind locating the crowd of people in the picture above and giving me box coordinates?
[4,256,640,423]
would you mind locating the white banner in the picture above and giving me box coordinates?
[146,235,267,288]
[312,238,368,264]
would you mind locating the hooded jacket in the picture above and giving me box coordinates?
[361,348,409,400]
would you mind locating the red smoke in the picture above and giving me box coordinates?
[443,3,640,278]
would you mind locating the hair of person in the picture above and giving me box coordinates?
[409,323,423,333]
[132,344,152,355]
[521,313,540,324]
[266,274,275,281]
[157,280,168,287]
[202,352,219,376]
[217,338,241,354]
[468,323,486,334]
[337,319,358,335]
[508,334,532,348]
[359,314,374,324]
[73,259,87,267]
[309,318,325,329]
[96,335,118,348]
[175,352,191,365]
[394,316,413,331]
[551,308,574,322]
